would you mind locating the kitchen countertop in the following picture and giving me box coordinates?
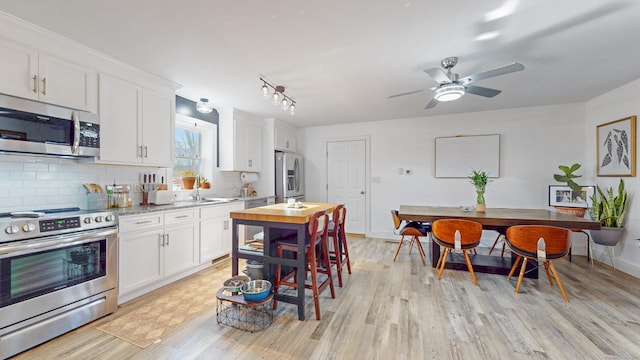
[114,195,275,217]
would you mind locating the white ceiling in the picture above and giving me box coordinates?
[1,0,640,128]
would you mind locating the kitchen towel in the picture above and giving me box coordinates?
[240,172,259,184]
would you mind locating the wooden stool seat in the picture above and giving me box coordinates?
[273,211,335,320]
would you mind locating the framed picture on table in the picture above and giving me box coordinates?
[597,116,636,177]
[548,185,595,208]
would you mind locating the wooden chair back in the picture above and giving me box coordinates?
[309,211,329,247]
[332,204,346,234]
[432,219,482,245]
[506,225,571,257]
[391,210,402,230]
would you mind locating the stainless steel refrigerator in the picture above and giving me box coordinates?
[275,151,304,203]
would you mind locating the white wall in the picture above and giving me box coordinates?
[299,103,587,234]
[585,78,640,277]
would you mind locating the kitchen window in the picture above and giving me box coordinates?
[174,114,217,189]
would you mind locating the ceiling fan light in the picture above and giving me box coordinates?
[196,98,213,113]
[434,84,465,102]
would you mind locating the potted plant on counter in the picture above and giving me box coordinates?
[199,176,210,189]
[178,170,197,189]
[468,169,490,212]
[553,163,588,217]
[588,179,628,246]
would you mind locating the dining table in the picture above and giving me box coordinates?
[230,202,337,321]
[398,205,601,278]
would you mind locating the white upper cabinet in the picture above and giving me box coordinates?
[219,108,263,172]
[0,37,96,112]
[98,73,174,167]
[275,126,297,152]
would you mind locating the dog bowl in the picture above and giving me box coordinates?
[223,275,251,293]
[241,280,272,302]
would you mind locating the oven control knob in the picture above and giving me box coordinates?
[84,217,93,224]
[22,223,36,232]
[105,215,115,222]
[95,216,104,223]
[5,225,19,234]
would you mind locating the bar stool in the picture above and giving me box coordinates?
[328,204,351,287]
[432,219,483,285]
[391,210,429,265]
[505,225,571,302]
[273,211,336,320]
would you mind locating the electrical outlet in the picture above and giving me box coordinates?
[405,169,413,175]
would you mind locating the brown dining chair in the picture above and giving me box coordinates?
[432,219,483,285]
[391,210,429,265]
[505,225,571,302]
[328,204,351,287]
[273,211,335,320]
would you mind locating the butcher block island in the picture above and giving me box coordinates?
[230,202,338,320]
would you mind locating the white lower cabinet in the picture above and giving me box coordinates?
[200,202,245,263]
[118,208,198,303]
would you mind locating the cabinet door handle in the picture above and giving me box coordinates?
[41,77,46,95]
[160,234,165,247]
[137,145,143,158]
[286,140,289,148]
[166,234,169,246]
[248,159,252,168]
[224,220,229,230]
[32,75,38,93]
[144,145,148,158]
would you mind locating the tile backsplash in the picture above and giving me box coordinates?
[0,154,243,213]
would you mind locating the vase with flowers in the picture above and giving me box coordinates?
[468,169,490,212]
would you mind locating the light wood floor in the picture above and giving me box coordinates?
[12,236,640,360]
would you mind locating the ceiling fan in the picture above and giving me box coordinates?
[389,57,524,109]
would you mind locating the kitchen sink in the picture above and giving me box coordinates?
[202,197,240,203]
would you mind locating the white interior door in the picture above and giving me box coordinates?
[327,140,366,234]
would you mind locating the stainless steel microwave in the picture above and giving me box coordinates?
[0,94,99,158]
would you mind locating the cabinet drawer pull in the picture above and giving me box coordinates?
[41,77,47,95]
[175,215,190,219]
[135,220,154,225]
[32,75,37,93]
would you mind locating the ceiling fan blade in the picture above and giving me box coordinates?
[424,68,450,84]
[459,62,524,84]
[388,89,425,98]
[464,85,502,98]
[425,97,439,109]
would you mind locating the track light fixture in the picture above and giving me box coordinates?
[260,77,296,115]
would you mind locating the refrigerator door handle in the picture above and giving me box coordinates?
[294,157,300,192]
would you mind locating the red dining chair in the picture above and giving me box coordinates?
[505,225,572,302]
[328,204,351,287]
[272,211,335,320]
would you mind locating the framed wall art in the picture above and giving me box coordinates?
[548,185,595,208]
[596,115,636,177]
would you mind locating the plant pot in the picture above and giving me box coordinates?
[554,206,586,218]
[476,204,486,212]
[590,226,626,246]
[200,183,210,189]
[181,176,196,190]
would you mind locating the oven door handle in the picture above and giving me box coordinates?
[0,228,116,258]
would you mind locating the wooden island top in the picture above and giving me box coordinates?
[230,202,337,224]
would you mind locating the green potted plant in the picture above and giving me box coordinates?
[468,169,490,212]
[198,176,210,189]
[553,163,587,217]
[588,179,628,246]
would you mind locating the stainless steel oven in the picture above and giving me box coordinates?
[0,208,117,359]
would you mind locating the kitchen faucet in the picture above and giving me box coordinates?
[192,176,201,200]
